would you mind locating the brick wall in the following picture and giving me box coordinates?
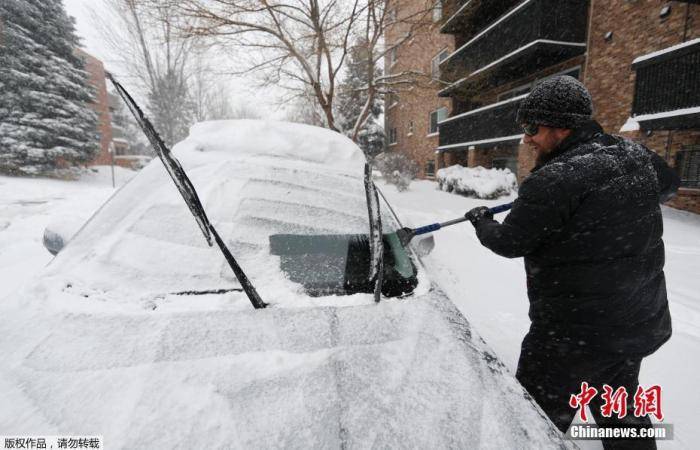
[583,0,700,214]
[385,0,454,178]
[584,0,699,133]
[75,49,114,166]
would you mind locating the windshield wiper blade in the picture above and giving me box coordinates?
[364,163,383,303]
[170,288,244,296]
[107,73,267,310]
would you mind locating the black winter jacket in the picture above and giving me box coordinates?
[475,121,680,357]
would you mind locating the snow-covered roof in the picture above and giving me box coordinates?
[175,119,365,171]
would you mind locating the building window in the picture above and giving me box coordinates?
[386,93,398,109]
[389,46,398,66]
[387,7,397,23]
[497,66,583,101]
[432,0,443,22]
[408,120,414,135]
[497,83,532,101]
[556,66,582,80]
[388,127,398,145]
[431,48,450,80]
[676,145,700,189]
[429,107,448,134]
[493,157,519,176]
[425,160,436,177]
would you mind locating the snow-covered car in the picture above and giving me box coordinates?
[0,120,571,448]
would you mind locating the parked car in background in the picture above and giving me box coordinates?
[0,120,572,448]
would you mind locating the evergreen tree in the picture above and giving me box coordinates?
[336,38,385,158]
[0,0,99,176]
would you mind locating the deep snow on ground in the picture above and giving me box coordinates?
[381,179,700,450]
[0,166,136,301]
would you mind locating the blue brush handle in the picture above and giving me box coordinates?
[411,202,513,237]
[413,222,443,236]
[489,202,513,214]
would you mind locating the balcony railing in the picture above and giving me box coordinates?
[441,0,520,37]
[439,0,588,96]
[438,95,525,151]
[631,38,700,130]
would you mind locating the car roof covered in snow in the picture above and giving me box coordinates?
[0,120,570,448]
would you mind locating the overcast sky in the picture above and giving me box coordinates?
[62,0,286,119]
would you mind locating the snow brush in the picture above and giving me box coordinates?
[396,202,513,246]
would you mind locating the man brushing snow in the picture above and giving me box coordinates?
[465,75,679,449]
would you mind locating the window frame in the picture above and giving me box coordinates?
[387,7,397,24]
[429,107,448,135]
[425,159,436,177]
[389,46,398,67]
[676,145,700,189]
[432,0,443,22]
[431,48,450,80]
[388,127,398,145]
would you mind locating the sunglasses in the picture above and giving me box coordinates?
[521,123,539,136]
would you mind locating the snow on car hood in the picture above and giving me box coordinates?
[0,290,569,449]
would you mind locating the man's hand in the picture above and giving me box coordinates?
[465,206,493,226]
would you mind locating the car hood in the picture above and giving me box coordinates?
[0,288,569,449]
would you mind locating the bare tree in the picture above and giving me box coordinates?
[92,0,202,145]
[156,0,437,144]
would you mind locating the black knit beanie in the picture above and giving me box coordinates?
[516,75,593,129]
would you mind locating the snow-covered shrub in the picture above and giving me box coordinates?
[374,152,418,191]
[436,165,517,199]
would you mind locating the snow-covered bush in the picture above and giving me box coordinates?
[437,165,517,199]
[374,152,418,191]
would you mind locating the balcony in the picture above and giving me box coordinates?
[441,0,521,36]
[438,95,525,151]
[439,0,589,97]
[631,38,700,130]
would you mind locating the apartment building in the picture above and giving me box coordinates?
[76,49,150,169]
[387,0,700,214]
[384,0,454,178]
[75,49,114,167]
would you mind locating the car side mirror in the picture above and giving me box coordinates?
[43,228,66,256]
[413,234,435,257]
[42,215,85,256]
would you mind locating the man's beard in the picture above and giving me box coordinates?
[533,146,548,166]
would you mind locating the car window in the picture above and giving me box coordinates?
[267,173,418,298]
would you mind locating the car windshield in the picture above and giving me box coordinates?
[269,204,418,298]
[48,119,420,308]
